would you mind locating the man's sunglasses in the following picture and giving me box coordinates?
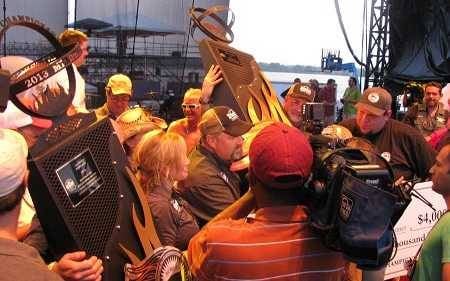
[182,104,200,110]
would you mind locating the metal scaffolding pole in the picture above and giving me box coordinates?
[364,0,390,89]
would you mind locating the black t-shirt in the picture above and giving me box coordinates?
[339,118,437,180]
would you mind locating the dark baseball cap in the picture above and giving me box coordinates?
[199,106,252,137]
[355,87,392,116]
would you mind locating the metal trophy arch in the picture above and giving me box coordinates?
[0,15,80,118]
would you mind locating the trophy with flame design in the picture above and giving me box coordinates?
[1,16,185,281]
[188,5,292,171]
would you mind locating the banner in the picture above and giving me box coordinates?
[384,181,447,279]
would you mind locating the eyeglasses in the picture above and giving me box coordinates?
[182,104,200,110]
[110,95,130,102]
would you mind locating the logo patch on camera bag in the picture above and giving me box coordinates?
[339,193,353,222]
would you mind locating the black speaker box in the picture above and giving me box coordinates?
[199,39,264,122]
[28,113,145,281]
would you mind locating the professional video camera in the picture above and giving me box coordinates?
[305,125,412,269]
[401,82,424,108]
[302,102,325,135]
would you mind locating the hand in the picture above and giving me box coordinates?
[53,251,103,281]
[394,176,405,188]
[201,64,223,103]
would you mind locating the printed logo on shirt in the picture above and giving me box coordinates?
[368,93,380,103]
[226,109,239,121]
[300,85,312,96]
[381,152,391,162]
[339,193,354,222]
[437,116,446,123]
[218,171,230,186]
[171,199,181,212]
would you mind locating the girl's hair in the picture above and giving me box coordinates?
[133,130,187,192]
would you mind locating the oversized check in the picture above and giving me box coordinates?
[384,181,447,279]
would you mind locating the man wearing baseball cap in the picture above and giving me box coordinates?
[180,106,252,227]
[95,73,132,120]
[283,82,315,129]
[187,122,345,281]
[341,87,435,180]
[0,129,62,280]
[340,86,436,281]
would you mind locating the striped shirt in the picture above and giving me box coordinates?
[188,205,346,281]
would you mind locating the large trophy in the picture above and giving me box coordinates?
[188,6,292,171]
[0,16,186,281]
[189,6,291,125]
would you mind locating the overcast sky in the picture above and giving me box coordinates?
[229,0,368,67]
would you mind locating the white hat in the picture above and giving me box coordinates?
[0,56,34,129]
[0,101,52,129]
[0,56,53,129]
[0,101,33,129]
[0,128,28,197]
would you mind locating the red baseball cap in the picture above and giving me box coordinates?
[249,122,313,189]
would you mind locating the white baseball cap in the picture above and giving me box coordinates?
[0,56,53,129]
[0,128,28,197]
[0,101,52,129]
[0,101,33,129]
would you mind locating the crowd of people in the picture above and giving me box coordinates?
[0,28,449,281]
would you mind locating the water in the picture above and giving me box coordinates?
[263,71,364,108]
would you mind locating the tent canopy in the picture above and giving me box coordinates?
[94,13,185,37]
[66,18,113,30]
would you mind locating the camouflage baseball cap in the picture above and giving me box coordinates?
[286,83,314,102]
[199,106,252,137]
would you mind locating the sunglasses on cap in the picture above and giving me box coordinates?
[182,104,200,110]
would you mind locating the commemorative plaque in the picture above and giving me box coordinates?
[56,149,104,207]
